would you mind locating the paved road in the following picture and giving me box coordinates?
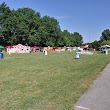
[74,63,110,110]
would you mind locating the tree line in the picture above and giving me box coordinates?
[88,29,110,50]
[0,2,83,47]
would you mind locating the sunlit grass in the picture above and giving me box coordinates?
[0,51,110,110]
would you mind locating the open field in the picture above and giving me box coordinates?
[0,51,110,110]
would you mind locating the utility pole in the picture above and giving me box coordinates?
[89,36,90,43]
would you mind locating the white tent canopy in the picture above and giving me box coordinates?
[101,45,110,48]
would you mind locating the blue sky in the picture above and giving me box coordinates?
[0,0,110,43]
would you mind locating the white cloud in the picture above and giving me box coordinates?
[55,16,72,20]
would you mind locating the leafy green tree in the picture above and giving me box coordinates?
[100,29,110,41]
[89,40,101,50]
[0,2,84,47]
[61,30,71,46]
[39,16,60,46]
[54,29,64,46]
[0,2,12,45]
[73,32,83,47]
[14,8,41,45]
[101,40,110,46]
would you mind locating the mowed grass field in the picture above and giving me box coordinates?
[0,51,110,110]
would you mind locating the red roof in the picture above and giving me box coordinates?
[5,46,14,48]
[82,45,88,49]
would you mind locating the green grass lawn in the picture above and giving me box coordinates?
[0,51,110,110]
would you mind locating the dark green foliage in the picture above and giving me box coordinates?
[89,29,110,50]
[0,2,12,45]
[89,40,101,50]
[100,29,110,41]
[0,2,83,47]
